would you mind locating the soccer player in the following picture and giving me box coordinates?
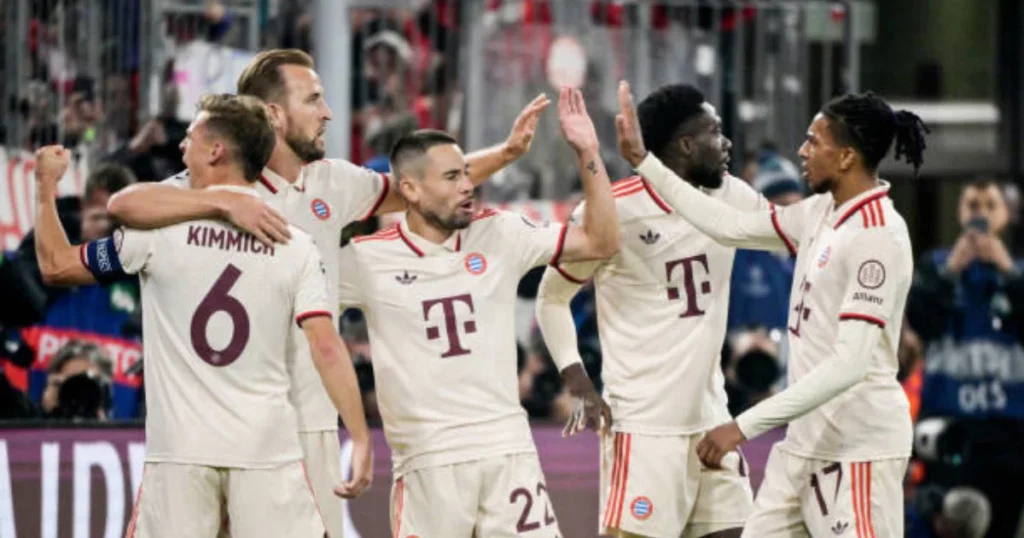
[336,88,615,537]
[615,81,928,537]
[534,84,757,538]
[105,48,549,534]
[32,94,372,537]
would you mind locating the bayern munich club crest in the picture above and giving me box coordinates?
[310,198,331,220]
[464,252,488,275]
[630,496,653,520]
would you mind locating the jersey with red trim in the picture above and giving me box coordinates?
[555,175,770,434]
[337,210,567,475]
[257,160,389,431]
[778,183,913,460]
[82,187,331,467]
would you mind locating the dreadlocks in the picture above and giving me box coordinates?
[822,91,930,176]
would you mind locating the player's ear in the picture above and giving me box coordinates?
[838,146,857,172]
[264,102,285,132]
[209,141,229,167]
[398,175,418,204]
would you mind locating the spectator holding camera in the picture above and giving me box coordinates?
[906,179,1024,537]
[41,340,113,421]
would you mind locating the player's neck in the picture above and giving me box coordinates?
[831,172,880,207]
[405,211,456,245]
[266,144,305,184]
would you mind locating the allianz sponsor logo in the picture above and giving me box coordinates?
[852,291,882,304]
[925,337,1024,382]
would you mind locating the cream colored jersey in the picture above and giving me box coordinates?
[554,175,770,435]
[257,161,389,432]
[83,186,331,467]
[769,183,913,460]
[338,210,568,475]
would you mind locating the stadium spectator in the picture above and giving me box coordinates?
[907,179,1024,537]
[40,340,113,421]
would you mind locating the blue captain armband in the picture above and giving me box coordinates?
[83,232,127,283]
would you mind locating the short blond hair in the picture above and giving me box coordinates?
[198,94,275,181]
[236,48,315,103]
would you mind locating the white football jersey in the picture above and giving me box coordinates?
[83,186,331,467]
[338,210,567,475]
[554,175,770,435]
[257,161,389,432]
[769,183,913,460]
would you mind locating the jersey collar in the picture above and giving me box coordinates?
[258,166,305,195]
[830,180,890,230]
[396,220,462,258]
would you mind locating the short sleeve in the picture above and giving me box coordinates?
[313,159,390,223]
[293,239,332,326]
[337,245,365,310]
[837,230,902,329]
[81,227,155,282]
[493,211,568,275]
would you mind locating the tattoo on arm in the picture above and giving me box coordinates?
[586,160,598,175]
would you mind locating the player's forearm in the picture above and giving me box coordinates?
[310,335,371,444]
[108,184,228,229]
[635,154,781,251]
[466,143,517,186]
[576,149,620,259]
[535,269,586,372]
[734,320,880,439]
[34,181,89,286]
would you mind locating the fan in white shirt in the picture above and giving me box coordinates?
[616,81,930,538]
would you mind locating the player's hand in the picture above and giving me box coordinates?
[945,232,976,275]
[696,422,746,469]
[564,390,612,438]
[503,93,551,160]
[614,81,648,167]
[34,145,71,191]
[335,438,373,499]
[215,191,291,247]
[557,87,600,155]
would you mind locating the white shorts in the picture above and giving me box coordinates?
[299,430,344,538]
[126,461,324,538]
[742,446,908,538]
[600,431,754,537]
[390,452,561,538]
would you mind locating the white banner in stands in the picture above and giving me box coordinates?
[0,147,90,252]
[163,41,258,122]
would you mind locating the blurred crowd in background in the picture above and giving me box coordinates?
[2,0,1023,536]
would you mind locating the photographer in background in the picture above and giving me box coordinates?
[41,340,113,421]
[906,179,1024,537]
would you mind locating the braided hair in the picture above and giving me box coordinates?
[821,91,930,176]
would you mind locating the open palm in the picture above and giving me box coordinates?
[558,87,599,153]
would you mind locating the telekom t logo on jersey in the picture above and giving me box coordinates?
[422,294,477,358]
[665,254,712,318]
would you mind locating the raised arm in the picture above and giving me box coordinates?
[555,88,620,262]
[33,146,97,286]
[107,182,290,246]
[373,94,552,215]
[615,81,800,253]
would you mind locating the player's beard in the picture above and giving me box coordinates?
[421,206,471,231]
[686,162,725,190]
[808,174,835,195]
[284,127,325,163]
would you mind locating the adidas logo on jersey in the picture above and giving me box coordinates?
[395,271,417,285]
[831,520,849,535]
[639,229,661,245]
